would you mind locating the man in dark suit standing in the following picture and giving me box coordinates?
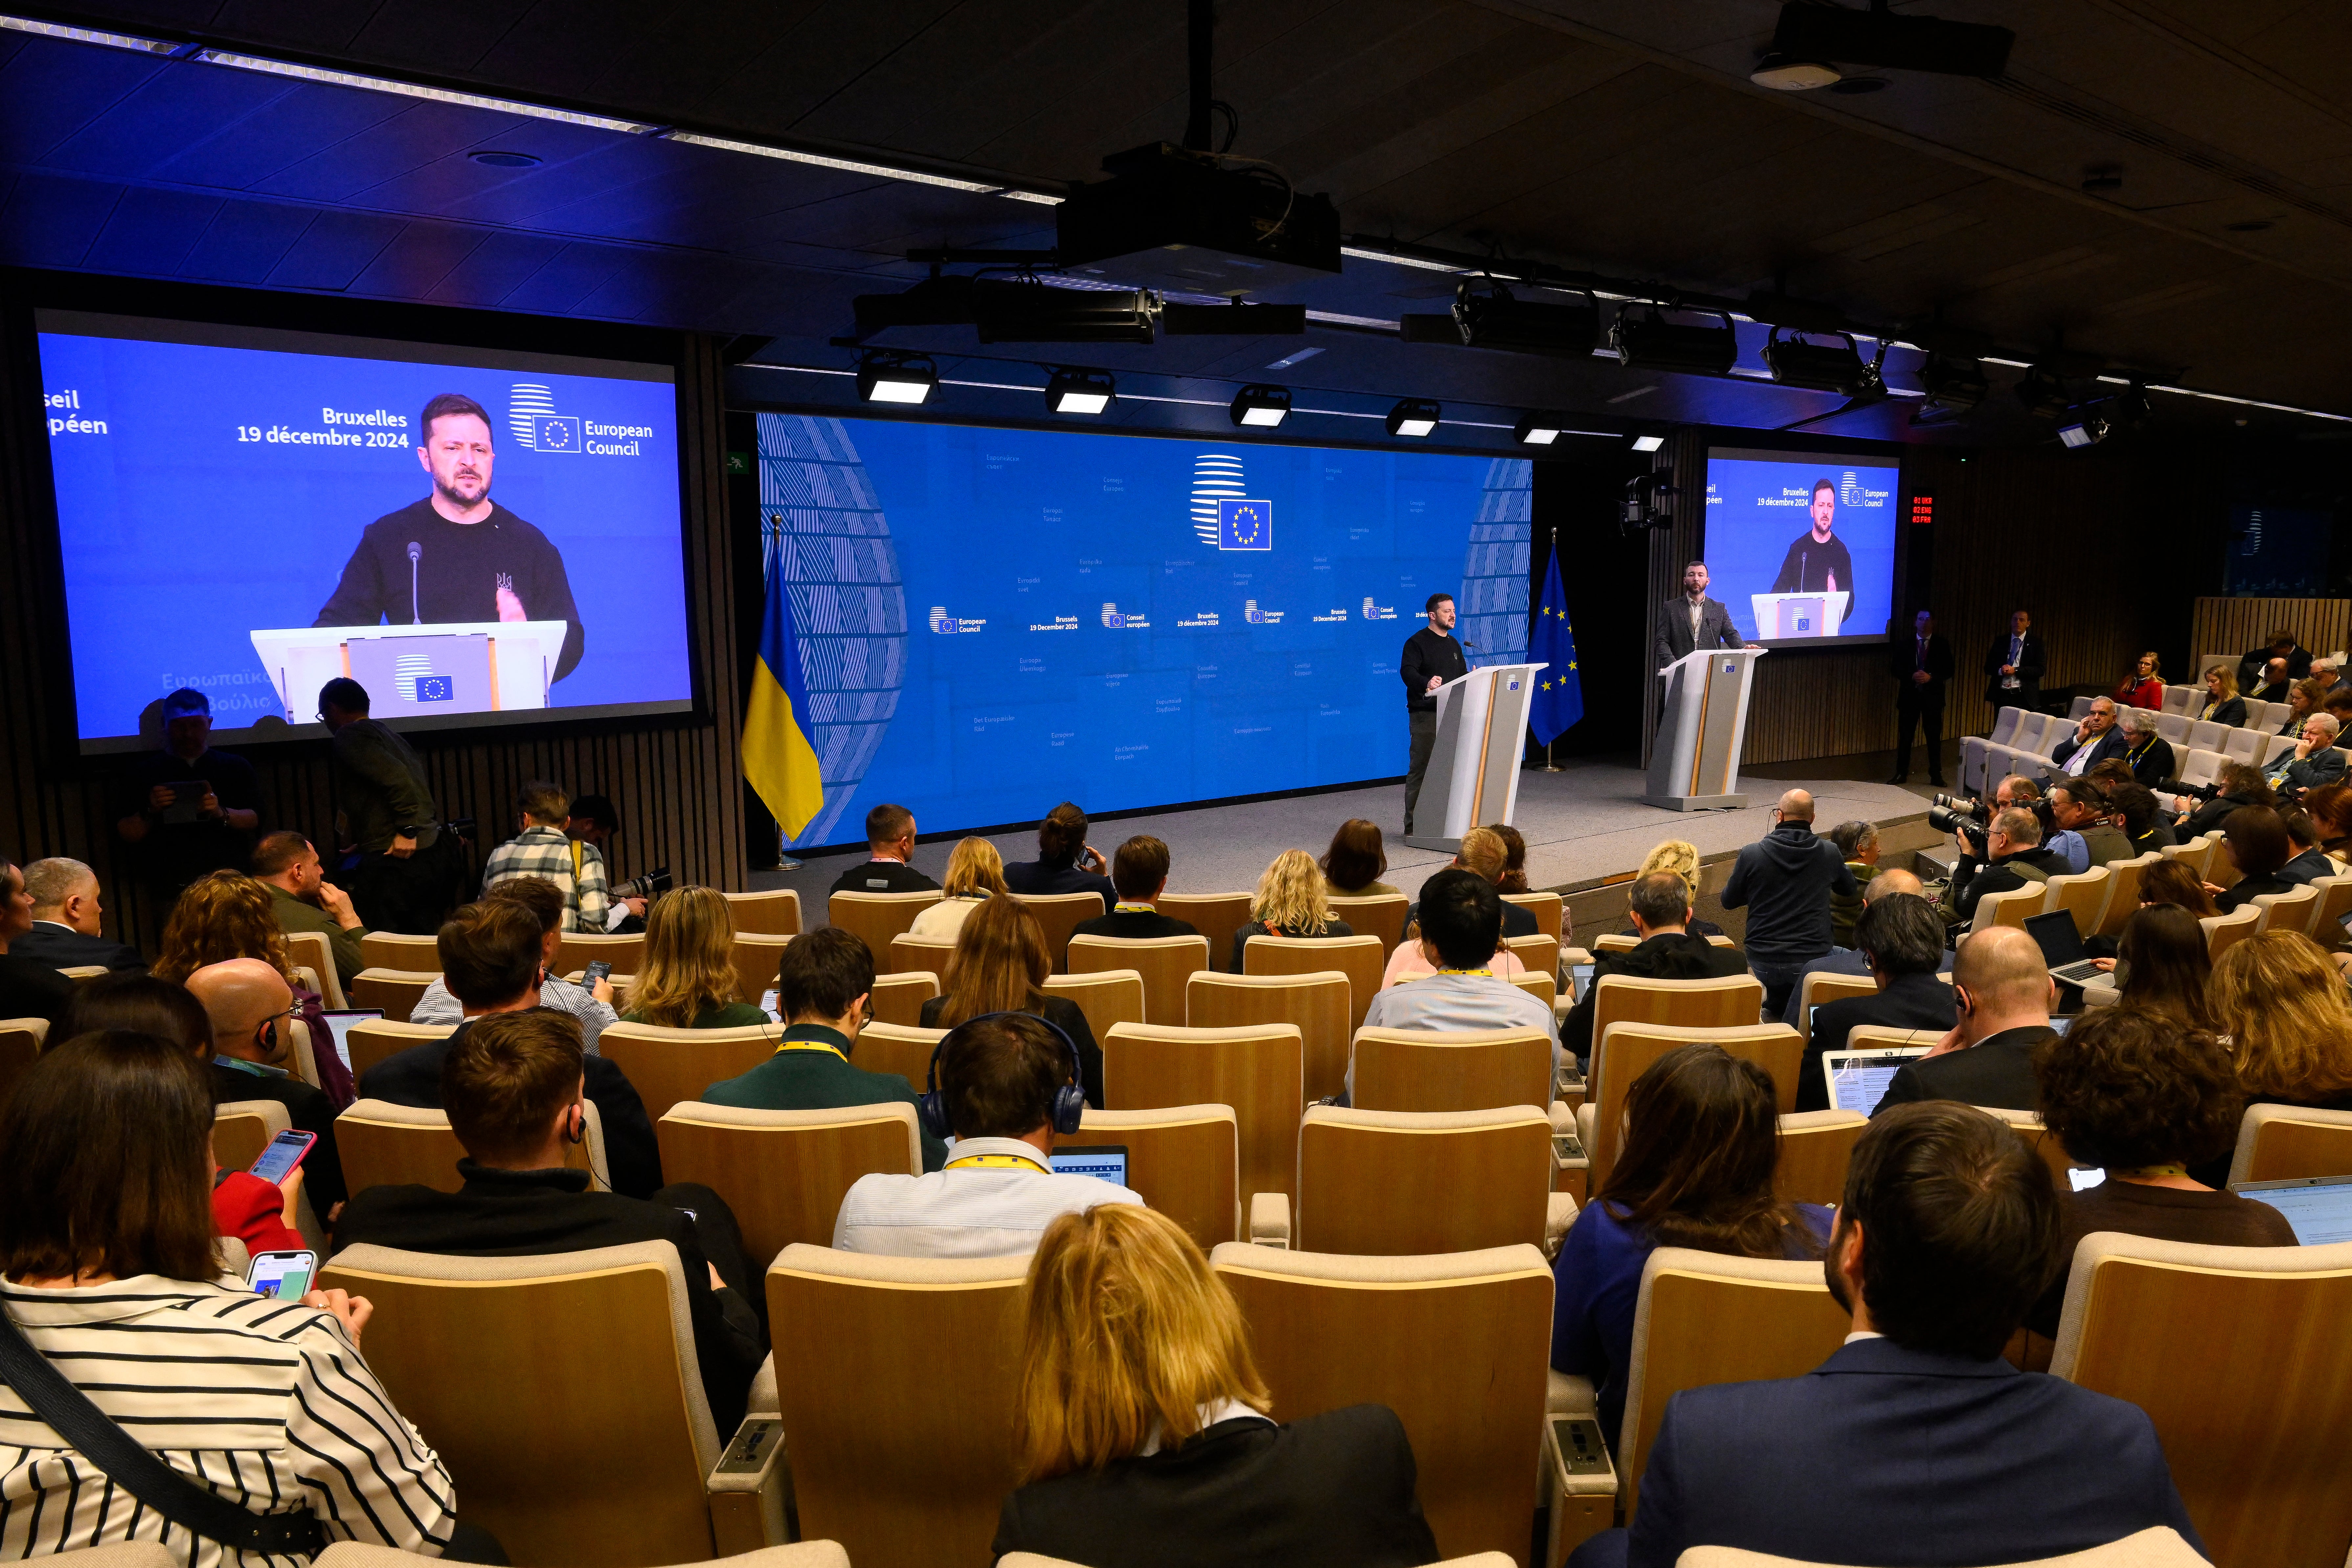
[1982,608,2046,713]
[1571,1101,2202,1568]
[1654,560,1747,672]
[1888,609,1954,785]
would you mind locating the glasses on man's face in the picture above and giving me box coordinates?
[252,1004,300,1054]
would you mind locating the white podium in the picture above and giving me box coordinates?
[1647,648,1766,811]
[1749,591,1849,641]
[1404,662,1547,852]
[251,621,567,723]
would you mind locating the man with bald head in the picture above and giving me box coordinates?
[1720,789,1861,1016]
[1871,926,2057,1115]
[187,957,348,1214]
[12,857,145,974]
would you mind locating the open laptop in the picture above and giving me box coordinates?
[316,1009,382,1071]
[2024,910,2108,988]
[1821,1044,1929,1114]
[1048,1145,1130,1186]
[2231,1174,2352,1246]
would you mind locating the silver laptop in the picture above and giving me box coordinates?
[317,1009,382,1071]
[1821,1045,1929,1114]
[2231,1174,2352,1247]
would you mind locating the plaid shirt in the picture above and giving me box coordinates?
[482,824,609,931]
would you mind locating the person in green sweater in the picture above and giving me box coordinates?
[619,885,767,1030]
[701,926,947,1172]
[253,830,370,990]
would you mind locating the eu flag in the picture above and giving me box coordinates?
[1216,497,1272,550]
[1528,550,1583,744]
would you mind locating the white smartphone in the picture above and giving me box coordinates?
[246,1249,318,1301]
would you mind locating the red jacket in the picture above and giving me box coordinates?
[2113,676,2165,709]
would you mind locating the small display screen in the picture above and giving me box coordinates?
[1049,1145,1130,1186]
[319,1010,381,1070]
[248,1128,314,1185]
[247,1250,317,1300]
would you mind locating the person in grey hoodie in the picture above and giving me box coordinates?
[1718,790,1859,1017]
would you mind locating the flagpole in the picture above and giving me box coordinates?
[1539,524,1564,771]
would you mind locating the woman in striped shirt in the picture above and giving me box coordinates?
[0,1030,457,1568]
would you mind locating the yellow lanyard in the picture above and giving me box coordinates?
[775,1042,846,1061]
[945,1153,1049,1173]
[1434,967,1495,978]
[2115,1163,2189,1180]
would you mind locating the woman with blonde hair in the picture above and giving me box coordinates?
[2197,662,2247,728]
[1625,839,1725,938]
[908,836,1007,940]
[152,869,352,1104]
[2209,931,2352,1113]
[1231,849,1356,970]
[919,894,1101,1105]
[994,1204,1437,1568]
[620,885,764,1029]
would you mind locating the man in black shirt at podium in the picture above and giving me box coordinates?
[1400,593,1469,836]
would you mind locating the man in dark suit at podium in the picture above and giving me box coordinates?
[1654,561,1746,670]
[1888,609,1955,785]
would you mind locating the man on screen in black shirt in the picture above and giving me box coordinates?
[314,392,586,682]
[1768,477,1855,627]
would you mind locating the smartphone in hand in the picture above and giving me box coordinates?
[583,960,613,987]
[246,1249,318,1300]
[248,1128,317,1186]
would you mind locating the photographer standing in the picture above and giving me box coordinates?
[318,677,455,935]
[1935,807,2063,930]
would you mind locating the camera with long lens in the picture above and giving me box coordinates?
[612,867,673,901]
[1930,793,1987,822]
[1927,800,1990,856]
[2161,778,2221,805]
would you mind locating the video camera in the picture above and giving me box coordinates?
[613,867,673,902]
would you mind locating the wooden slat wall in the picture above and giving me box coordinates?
[0,326,748,952]
[2187,598,2352,673]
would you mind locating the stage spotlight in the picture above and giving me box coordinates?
[1452,280,1600,358]
[1917,353,1988,411]
[1630,433,1666,452]
[2015,364,2075,421]
[1046,368,1115,416]
[1762,328,1870,393]
[1611,306,1739,377]
[1387,399,1441,438]
[857,352,936,405]
[1516,415,1565,446]
[1230,384,1291,428]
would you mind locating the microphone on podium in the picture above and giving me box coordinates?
[407,541,423,625]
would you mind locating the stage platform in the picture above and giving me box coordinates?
[749,757,1941,936]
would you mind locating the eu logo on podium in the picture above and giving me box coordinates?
[1216,498,1272,551]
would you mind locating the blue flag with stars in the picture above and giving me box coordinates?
[1528,549,1582,744]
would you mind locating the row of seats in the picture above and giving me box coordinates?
[1966,833,2352,952]
[1962,705,2301,795]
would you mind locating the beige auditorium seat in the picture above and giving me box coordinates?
[1579,1021,1803,1193]
[2040,864,2111,937]
[869,970,939,1028]
[1974,1104,2083,1192]
[1005,1557,1513,1568]
[1510,971,1558,1011]
[2092,852,2162,938]
[1502,931,1561,977]
[1053,1104,1240,1248]
[1254,1105,1568,1257]
[1348,1025,1553,1115]
[320,1543,850,1568]
[1068,932,1208,1024]
[1774,1109,1866,1206]
[887,931,959,976]
[282,929,348,1008]
[1014,892,1106,971]
[1674,1528,2206,1568]
[349,968,437,1024]
[1797,970,1877,1017]
[722,888,803,936]
[212,1097,289,1174]
[729,934,794,1011]
[1211,1242,1551,1563]
[598,1022,776,1123]
[2226,1102,2352,1185]
[339,1097,607,1195]
[2198,903,2260,962]
[2249,881,2318,936]
[359,931,441,971]
[2307,874,2352,949]
[1103,1021,1302,1205]
[828,891,943,963]
[1504,890,1566,942]
[0,1016,47,1117]
[851,1021,947,1091]
[1243,933,1386,1030]
[766,1245,1027,1568]
[1040,968,1146,1043]
[555,931,644,978]
[1157,892,1252,971]
[324,1241,787,1565]
[657,1101,924,1264]
[1586,973,1766,1049]
[1187,969,1352,1107]
[345,1018,452,1084]
[1970,882,2046,935]
[56,965,108,983]
[286,1016,326,1091]
[1329,893,1410,959]
[2052,1234,2352,1567]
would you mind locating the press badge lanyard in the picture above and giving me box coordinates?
[774,1042,847,1061]
[1435,967,1495,978]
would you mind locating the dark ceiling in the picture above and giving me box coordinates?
[4,0,2349,448]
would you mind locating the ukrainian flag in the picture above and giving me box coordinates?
[742,556,824,839]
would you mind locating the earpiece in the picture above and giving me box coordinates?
[918,1011,1086,1142]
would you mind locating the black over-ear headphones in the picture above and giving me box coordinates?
[918,1011,1086,1142]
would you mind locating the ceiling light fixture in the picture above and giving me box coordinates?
[1046,368,1115,416]
[856,352,937,405]
[2057,409,2109,449]
[2015,364,2077,421]
[1230,385,1291,428]
[1452,280,1600,358]
[1917,354,1989,412]
[1761,327,1871,394]
[1630,434,1666,453]
[1387,399,1441,438]
[1516,415,1564,446]
[1611,306,1740,378]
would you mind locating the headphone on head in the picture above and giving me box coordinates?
[917,1010,1086,1142]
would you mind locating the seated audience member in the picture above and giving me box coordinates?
[0,855,87,1029]
[1552,1045,1829,1452]
[2250,654,2294,703]
[1380,926,1527,989]
[2130,859,2220,920]
[1720,792,1859,1016]
[336,1009,768,1428]
[833,1012,1141,1256]
[2276,807,2336,884]
[1358,870,1559,1092]
[2325,688,2352,729]
[1003,802,1117,913]
[63,972,305,1255]
[2240,628,2310,693]
[2275,677,2323,738]
[412,876,618,1052]
[2208,932,2352,1115]
[1489,822,1532,895]
[2111,650,2163,710]
[1779,870,1953,1029]
[908,836,1007,940]
[252,830,368,989]
[829,802,940,895]
[2195,662,2247,728]
[2312,654,2346,698]
[1576,1102,2201,1568]
[1934,807,2054,930]
[1824,821,1877,949]
[1798,895,1956,1111]
[619,886,765,1029]
[993,1203,1438,1568]
[2045,779,2132,873]
[922,894,1104,1107]
[1448,828,1540,939]
[564,792,648,928]
[2300,782,2352,859]
[14,858,145,973]
[1563,872,1744,1063]
[155,869,352,1105]
[2051,696,2124,777]
[2262,712,2346,798]
[186,956,350,1217]
[1073,836,1201,942]
[2108,779,2176,853]
[2083,869,2214,969]
[1872,926,2054,1114]
[360,898,661,1198]
[0,1030,461,1560]
[702,926,947,1171]
[2209,806,2298,912]
[1320,818,1400,898]
[2024,1008,2291,1340]
[482,779,611,932]
[1232,849,1359,970]
[2108,707,2174,790]
[1629,840,1726,939]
